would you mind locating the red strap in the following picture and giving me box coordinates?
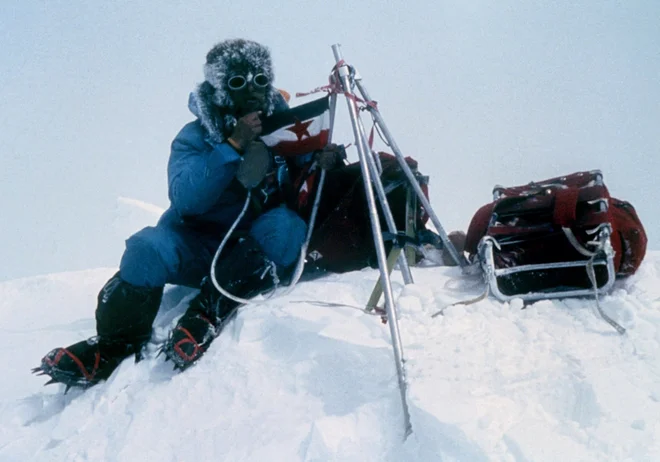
[173,327,202,362]
[295,84,338,98]
[553,187,580,227]
[295,60,379,111]
[45,347,100,381]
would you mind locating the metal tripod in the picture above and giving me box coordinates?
[328,44,467,439]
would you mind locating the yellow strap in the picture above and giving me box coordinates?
[278,88,291,103]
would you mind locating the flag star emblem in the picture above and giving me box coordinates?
[286,118,313,141]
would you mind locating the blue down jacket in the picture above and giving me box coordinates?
[118,88,306,288]
[161,89,290,231]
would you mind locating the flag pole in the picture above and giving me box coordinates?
[285,94,336,290]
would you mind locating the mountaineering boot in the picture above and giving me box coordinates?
[33,272,163,389]
[34,336,129,390]
[160,277,230,371]
[163,237,277,370]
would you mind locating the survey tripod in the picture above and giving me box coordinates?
[323,44,468,438]
[211,44,467,439]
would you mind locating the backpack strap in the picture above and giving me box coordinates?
[553,187,580,227]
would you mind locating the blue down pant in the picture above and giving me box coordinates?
[119,207,307,288]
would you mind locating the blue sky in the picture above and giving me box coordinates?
[1,0,659,281]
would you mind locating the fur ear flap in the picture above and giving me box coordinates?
[189,81,236,144]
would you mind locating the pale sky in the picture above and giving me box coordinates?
[2,0,659,281]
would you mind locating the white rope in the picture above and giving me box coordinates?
[562,228,597,258]
[555,227,626,333]
[586,257,626,335]
[289,299,384,316]
[210,191,278,305]
[563,226,625,334]
[210,168,327,304]
[431,284,489,318]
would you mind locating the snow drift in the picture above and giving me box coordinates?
[1,253,659,461]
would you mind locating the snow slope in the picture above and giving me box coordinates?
[1,254,659,461]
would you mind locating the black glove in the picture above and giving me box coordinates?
[314,143,347,170]
[228,112,263,151]
[236,142,271,189]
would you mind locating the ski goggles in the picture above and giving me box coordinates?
[227,73,270,91]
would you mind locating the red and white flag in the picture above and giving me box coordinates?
[260,96,330,156]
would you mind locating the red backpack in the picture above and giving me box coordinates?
[300,153,429,274]
[465,171,647,300]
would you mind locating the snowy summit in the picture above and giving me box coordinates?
[2,252,659,461]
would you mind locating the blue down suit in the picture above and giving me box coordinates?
[118,92,307,288]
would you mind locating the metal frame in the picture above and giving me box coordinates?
[477,223,617,303]
[477,169,617,303]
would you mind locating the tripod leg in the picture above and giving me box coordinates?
[353,78,468,269]
[405,186,417,267]
[366,246,401,311]
[367,184,421,308]
[355,113,414,285]
[332,44,412,439]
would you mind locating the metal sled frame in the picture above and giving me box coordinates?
[478,230,616,302]
[477,172,617,302]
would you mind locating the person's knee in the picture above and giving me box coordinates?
[120,227,180,287]
[249,207,307,267]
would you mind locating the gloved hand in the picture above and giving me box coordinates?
[236,141,271,189]
[314,143,347,170]
[228,112,263,151]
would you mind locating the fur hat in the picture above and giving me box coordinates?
[204,39,274,103]
[189,39,283,143]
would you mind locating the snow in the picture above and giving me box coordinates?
[2,254,660,461]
